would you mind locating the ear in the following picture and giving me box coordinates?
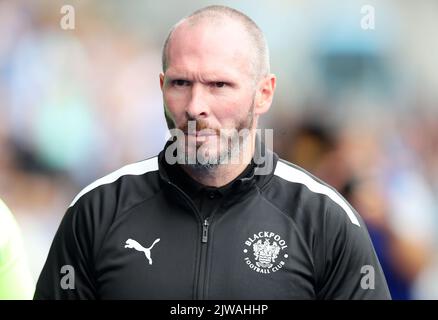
[254,74,276,115]
[159,73,165,91]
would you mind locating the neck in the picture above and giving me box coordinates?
[180,135,256,187]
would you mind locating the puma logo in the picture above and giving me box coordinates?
[124,238,160,265]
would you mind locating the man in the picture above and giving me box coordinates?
[34,5,390,299]
[0,198,35,299]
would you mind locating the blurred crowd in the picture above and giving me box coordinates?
[0,0,437,299]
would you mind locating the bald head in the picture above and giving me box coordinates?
[162,5,270,82]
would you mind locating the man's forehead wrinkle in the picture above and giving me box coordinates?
[165,46,250,79]
[165,67,240,82]
[167,46,247,68]
[165,49,242,74]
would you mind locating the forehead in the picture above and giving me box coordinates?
[166,19,254,78]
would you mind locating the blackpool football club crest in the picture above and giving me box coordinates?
[243,231,289,274]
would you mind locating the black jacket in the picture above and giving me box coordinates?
[34,141,391,299]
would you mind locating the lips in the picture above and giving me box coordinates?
[185,129,217,137]
[196,130,217,137]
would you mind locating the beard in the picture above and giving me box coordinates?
[164,96,255,172]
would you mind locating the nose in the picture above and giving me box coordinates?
[186,84,209,119]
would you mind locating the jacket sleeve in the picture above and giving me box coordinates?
[34,203,97,300]
[316,203,391,300]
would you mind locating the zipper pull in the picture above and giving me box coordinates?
[202,218,209,243]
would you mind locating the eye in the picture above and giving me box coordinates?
[172,79,190,87]
[211,82,228,88]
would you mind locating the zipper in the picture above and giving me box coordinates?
[165,181,212,299]
[198,205,223,299]
[202,218,209,243]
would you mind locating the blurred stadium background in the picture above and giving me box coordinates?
[0,0,437,299]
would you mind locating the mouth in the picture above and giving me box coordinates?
[184,131,217,144]
[185,129,217,137]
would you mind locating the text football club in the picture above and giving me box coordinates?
[243,231,288,274]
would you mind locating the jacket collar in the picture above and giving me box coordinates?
[157,134,278,193]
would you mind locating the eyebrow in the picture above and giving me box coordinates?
[165,70,239,83]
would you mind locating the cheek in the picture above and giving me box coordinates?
[214,97,252,123]
[164,92,188,116]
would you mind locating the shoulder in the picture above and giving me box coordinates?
[264,158,362,229]
[68,156,161,220]
[53,157,161,255]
